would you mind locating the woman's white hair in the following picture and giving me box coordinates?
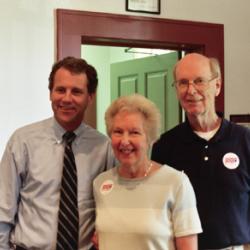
[105,94,161,145]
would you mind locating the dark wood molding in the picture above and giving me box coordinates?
[230,114,250,123]
[56,9,224,126]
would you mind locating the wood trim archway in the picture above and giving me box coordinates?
[56,9,224,127]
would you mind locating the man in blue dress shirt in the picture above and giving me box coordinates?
[0,57,116,250]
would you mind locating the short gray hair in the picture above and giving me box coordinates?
[209,57,221,79]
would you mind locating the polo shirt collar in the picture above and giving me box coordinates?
[182,118,230,143]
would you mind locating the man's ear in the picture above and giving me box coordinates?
[215,78,222,97]
[88,92,96,103]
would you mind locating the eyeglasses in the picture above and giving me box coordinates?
[172,75,218,90]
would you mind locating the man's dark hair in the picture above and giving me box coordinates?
[48,56,98,94]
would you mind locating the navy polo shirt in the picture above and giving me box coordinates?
[152,119,250,249]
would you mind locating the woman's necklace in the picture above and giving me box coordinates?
[144,161,153,177]
[119,161,153,178]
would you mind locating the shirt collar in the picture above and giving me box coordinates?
[183,118,229,143]
[52,118,86,145]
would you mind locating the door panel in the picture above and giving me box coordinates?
[111,52,179,132]
[119,75,138,95]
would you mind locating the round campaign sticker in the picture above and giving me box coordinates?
[222,152,240,169]
[100,180,114,195]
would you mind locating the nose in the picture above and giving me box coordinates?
[186,81,197,95]
[120,134,130,146]
[62,90,73,102]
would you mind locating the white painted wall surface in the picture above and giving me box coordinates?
[0,0,250,156]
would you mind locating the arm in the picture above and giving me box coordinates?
[172,174,202,250]
[175,234,198,250]
[0,139,22,249]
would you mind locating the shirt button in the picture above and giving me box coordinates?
[205,145,208,149]
[204,156,209,161]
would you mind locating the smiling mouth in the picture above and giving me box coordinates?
[59,106,75,111]
[119,146,134,155]
[186,99,202,103]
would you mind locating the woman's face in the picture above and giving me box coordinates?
[110,111,149,168]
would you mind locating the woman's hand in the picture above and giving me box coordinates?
[91,231,99,249]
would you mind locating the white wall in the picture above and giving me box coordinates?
[1,0,250,156]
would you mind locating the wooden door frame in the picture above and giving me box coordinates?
[56,9,224,127]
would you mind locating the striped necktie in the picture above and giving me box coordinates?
[56,131,79,250]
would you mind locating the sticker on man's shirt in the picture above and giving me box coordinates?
[222,152,240,169]
[100,180,114,195]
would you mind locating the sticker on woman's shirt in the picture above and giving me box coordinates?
[222,152,240,169]
[100,180,114,195]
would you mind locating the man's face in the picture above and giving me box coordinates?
[50,67,93,131]
[175,54,221,118]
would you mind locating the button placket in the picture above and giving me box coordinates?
[204,144,209,161]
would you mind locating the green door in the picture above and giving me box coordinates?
[111,52,179,132]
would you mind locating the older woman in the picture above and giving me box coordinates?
[93,94,202,250]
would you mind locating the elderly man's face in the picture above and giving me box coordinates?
[174,54,221,118]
